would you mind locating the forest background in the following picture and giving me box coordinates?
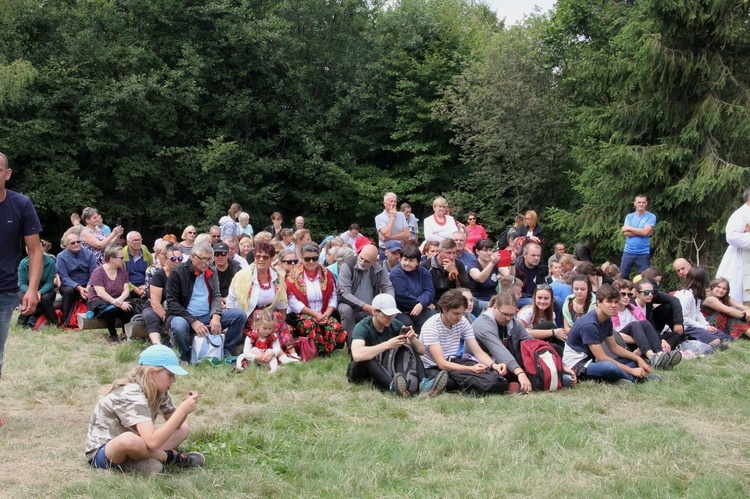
[1,0,749,287]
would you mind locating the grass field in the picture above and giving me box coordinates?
[2,319,750,498]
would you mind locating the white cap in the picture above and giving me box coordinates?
[371,294,401,316]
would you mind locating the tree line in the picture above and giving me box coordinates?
[1,0,749,283]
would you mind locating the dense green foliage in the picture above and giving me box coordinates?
[2,0,749,273]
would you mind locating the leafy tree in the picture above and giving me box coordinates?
[546,0,750,273]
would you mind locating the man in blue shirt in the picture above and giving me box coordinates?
[57,230,98,327]
[0,152,43,427]
[620,195,656,278]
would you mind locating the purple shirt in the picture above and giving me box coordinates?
[87,266,129,302]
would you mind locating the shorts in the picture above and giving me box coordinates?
[88,443,113,469]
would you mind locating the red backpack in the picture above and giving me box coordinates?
[520,339,563,392]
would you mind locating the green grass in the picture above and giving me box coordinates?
[2,319,750,498]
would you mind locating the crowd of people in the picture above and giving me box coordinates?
[4,153,750,473]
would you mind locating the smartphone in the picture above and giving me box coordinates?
[400,326,410,336]
[115,217,122,227]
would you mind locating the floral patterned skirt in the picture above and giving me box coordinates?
[243,310,295,354]
[293,314,348,355]
[701,305,744,336]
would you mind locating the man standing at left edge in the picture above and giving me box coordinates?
[0,152,43,426]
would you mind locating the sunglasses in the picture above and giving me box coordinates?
[214,252,228,257]
[640,290,654,296]
[282,259,299,264]
[467,217,476,221]
[187,231,196,234]
[620,292,634,297]
[68,240,82,246]
[303,256,318,262]
[255,254,271,261]
[170,255,184,262]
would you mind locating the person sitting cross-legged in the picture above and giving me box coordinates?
[347,294,448,397]
[389,244,437,334]
[562,284,659,385]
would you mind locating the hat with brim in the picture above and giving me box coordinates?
[371,293,401,316]
[139,345,188,376]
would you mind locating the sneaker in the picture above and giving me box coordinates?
[119,458,164,474]
[648,352,669,369]
[170,451,205,468]
[613,379,634,386]
[664,350,682,370]
[717,341,730,351]
[389,373,409,397]
[107,334,121,343]
[419,371,448,397]
[642,373,662,383]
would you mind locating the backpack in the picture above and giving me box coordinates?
[445,357,509,396]
[519,339,564,392]
[378,344,421,394]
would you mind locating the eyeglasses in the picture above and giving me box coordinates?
[214,252,228,257]
[640,290,654,296]
[193,254,212,264]
[282,259,299,264]
[497,310,515,319]
[68,240,82,246]
[169,255,184,262]
[620,292,634,297]
[113,256,125,260]
[255,254,271,261]
[303,256,318,262]
[129,239,142,243]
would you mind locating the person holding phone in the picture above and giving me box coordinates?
[467,238,515,316]
[348,294,448,397]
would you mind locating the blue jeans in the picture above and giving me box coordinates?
[620,252,650,279]
[584,358,637,382]
[170,310,246,362]
[0,292,17,379]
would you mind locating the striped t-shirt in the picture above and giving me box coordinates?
[419,314,474,368]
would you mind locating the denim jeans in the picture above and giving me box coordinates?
[170,309,246,362]
[584,358,637,382]
[0,292,18,379]
[620,252,650,279]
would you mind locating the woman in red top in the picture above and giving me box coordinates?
[464,212,487,252]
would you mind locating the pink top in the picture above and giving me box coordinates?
[465,224,488,252]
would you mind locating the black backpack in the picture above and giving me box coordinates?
[445,357,509,396]
[378,344,420,394]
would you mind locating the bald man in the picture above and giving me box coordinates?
[337,244,395,344]
[672,258,692,281]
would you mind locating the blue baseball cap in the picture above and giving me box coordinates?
[138,345,188,376]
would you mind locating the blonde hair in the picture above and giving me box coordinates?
[254,309,275,331]
[254,231,273,244]
[432,196,448,210]
[181,225,196,240]
[108,366,163,417]
[524,210,538,228]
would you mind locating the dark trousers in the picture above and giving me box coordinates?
[89,299,133,337]
[17,290,57,326]
[347,355,427,392]
[60,285,84,326]
[619,320,662,354]
[141,305,165,335]
[395,308,438,334]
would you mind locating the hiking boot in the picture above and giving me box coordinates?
[119,458,164,474]
[613,379,634,386]
[664,350,682,370]
[389,373,409,397]
[170,451,205,468]
[419,371,448,397]
[642,373,662,383]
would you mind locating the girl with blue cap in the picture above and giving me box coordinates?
[84,345,204,473]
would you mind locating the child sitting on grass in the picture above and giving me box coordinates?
[84,344,204,474]
[236,309,299,373]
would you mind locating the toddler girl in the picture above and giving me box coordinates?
[236,310,299,373]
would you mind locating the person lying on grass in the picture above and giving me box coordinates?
[348,293,448,397]
[562,284,660,386]
[84,345,204,474]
